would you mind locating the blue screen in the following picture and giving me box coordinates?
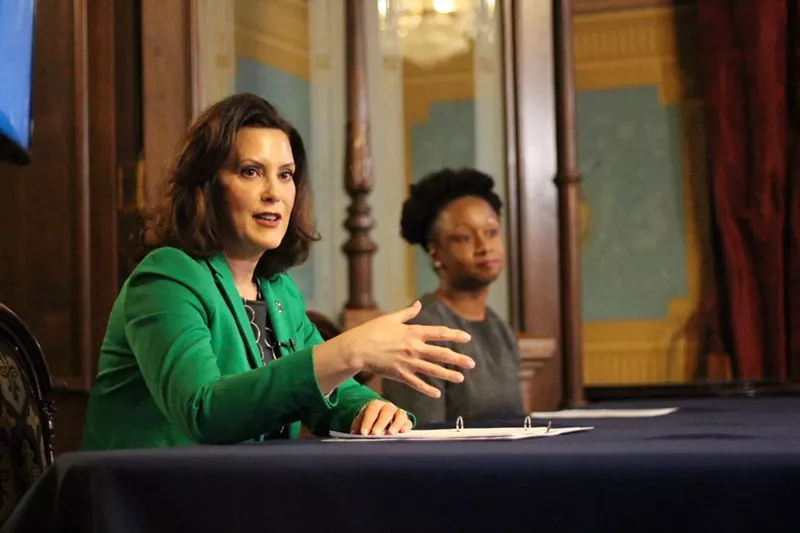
[0,0,35,151]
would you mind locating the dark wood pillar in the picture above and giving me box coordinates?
[504,0,562,410]
[342,0,380,330]
[140,0,193,210]
[553,0,585,407]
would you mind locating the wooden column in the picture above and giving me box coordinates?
[140,0,193,210]
[553,0,585,407]
[342,0,380,329]
[504,0,561,410]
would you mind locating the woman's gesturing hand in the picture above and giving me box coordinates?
[318,301,475,398]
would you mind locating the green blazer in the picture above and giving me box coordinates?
[80,247,389,450]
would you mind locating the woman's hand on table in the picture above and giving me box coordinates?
[351,400,412,435]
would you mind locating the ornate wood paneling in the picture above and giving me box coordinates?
[0,0,90,391]
[140,0,193,209]
[518,336,558,413]
[0,0,142,454]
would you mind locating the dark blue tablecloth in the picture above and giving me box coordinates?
[4,397,800,532]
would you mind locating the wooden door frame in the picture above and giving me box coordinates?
[140,0,194,211]
[502,0,585,410]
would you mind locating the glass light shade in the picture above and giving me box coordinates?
[378,0,496,68]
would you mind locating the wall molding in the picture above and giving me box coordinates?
[573,0,681,15]
[234,0,310,80]
[574,6,696,104]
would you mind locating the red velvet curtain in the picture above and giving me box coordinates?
[788,0,800,380]
[698,0,800,381]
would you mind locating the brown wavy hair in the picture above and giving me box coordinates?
[141,93,320,278]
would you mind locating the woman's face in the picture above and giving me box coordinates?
[217,127,296,258]
[429,196,505,291]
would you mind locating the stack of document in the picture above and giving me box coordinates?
[327,425,592,442]
[529,407,678,419]
[326,407,677,442]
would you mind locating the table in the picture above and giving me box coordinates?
[4,396,800,532]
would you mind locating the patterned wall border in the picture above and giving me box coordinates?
[574,6,697,105]
[573,0,681,15]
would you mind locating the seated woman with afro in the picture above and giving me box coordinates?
[383,168,525,426]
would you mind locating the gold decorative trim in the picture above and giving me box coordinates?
[404,73,474,88]
[235,27,310,79]
[233,0,310,79]
[404,77,474,124]
[573,0,674,14]
[574,6,696,104]
[584,350,693,385]
[574,6,689,58]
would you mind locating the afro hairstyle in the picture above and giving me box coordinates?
[400,167,503,250]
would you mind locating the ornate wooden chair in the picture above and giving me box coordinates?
[306,310,342,342]
[306,310,374,386]
[0,303,55,524]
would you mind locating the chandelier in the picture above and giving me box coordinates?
[377,0,497,69]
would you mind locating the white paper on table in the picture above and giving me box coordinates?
[529,407,678,419]
[325,426,593,442]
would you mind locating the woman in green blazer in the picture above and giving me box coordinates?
[80,94,475,450]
